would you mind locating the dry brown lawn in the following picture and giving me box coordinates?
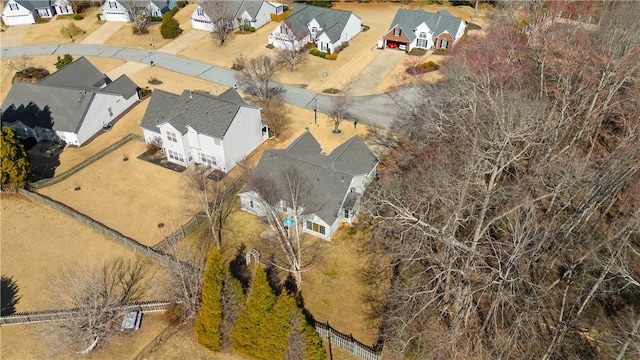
[21,8,104,45]
[0,313,171,360]
[178,22,278,69]
[0,193,167,312]
[37,140,199,247]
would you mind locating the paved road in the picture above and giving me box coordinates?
[1,44,399,128]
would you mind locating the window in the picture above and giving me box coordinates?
[187,153,193,162]
[9,3,17,10]
[416,35,428,49]
[200,153,217,167]
[249,200,254,208]
[109,1,116,8]
[306,221,326,235]
[344,209,350,218]
[167,150,184,162]
[394,27,400,36]
[311,27,317,34]
[281,200,288,212]
[197,7,203,16]
[166,131,177,142]
[440,39,449,49]
[108,107,113,117]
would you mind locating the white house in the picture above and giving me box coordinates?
[53,0,73,15]
[1,57,139,146]
[268,4,361,53]
[145,0,176,18]
[101,0,130,22]
[190,0,283,32]
[239,132,378,240]
[140,88,268,172]
[1,0,55,25]
[382,9,466,52]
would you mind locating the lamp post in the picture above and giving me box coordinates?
[314,97,318,125]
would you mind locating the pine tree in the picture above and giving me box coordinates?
[1,126,31,191]
[193,247,224,351]
[256,293,297,359]
[231,265,277,357]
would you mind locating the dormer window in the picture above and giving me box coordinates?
[109,1,116,8]
[419,32,426,38]
[197,7,203,16]
[311,27,317,34]
[394,27,400,36]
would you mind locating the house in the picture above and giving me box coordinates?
[145,0,177,18]
[190,0,284,33]
[382,8,466,52]
[239,131,378,240]
[268,4,361,53]
[1,57,139,146]
[1,0,55,25]
[53,0,73,15]
[139,88,268,172]
[100,0,130,22]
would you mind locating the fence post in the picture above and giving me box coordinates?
[327,321,333,360]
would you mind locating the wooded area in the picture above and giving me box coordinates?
[361,1,640,358]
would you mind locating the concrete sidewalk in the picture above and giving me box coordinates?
[81,22,125,45]
[105,61,149,80]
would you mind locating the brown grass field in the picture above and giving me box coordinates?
[21,8,105,45]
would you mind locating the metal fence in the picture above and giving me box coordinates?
[18,189,177,268]
[29,134,144,189]
[0,301,172,326]
[315,321,383,360]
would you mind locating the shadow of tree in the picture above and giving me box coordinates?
[1,275,22,316]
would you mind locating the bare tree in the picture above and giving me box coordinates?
[201,0,236,46]
[328,92,353,134]
[235,54,286,108]
[185,165,244,249]
[121,0,151,35]
[261,98,292,138]
[249,167,323,290]
[275,24,308,71]
[48,257,153,354]
[8,55,34,72]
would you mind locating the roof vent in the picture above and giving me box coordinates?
[189,90,193,99]
[350,187,356,193]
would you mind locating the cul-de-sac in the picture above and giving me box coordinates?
[1,1,639,359]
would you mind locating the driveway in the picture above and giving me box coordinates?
[156,30,207,55]
[0,25,31,47]
[348,48,406,96]
[80,22,125,45]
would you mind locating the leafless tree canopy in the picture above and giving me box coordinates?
[250,167,323,290]
[328,92,353,134]
[121,0,151,34]
[201,0,236,46]
[261,98,293,138]
[48,257,153,354]
[185,165,244,249]
[362,2,640,359]
[235,55,286,108]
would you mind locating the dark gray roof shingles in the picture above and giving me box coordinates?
[246,132,377,225]
[140,88,252,138]
[284,4,358,42]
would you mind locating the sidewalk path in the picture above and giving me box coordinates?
[156,30,207,55]
[80,22,125,44]
[1,44,398,128]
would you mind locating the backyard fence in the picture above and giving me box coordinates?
[18,189,178,269]
[0,301,172,326]
[29,134,144,189]
[152,212,204,252]
[315,321,383,360]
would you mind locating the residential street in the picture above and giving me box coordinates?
[1,44,399,129]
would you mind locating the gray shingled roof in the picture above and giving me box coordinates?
[388,8,465,42]
[150,0,176,13]
[284,4,358,42]
[236,0,263,19]
[39,56,110,90]
[245,131,377,225]
[1,57,137,133]
[3,0,51,12]
[140,88,254,138]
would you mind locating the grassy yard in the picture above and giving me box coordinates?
[22,8,105,45]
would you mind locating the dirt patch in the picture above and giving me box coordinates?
[22,8,104,45]
[37,140,199,247]
[0,193,157,312]
[0,312,171,360]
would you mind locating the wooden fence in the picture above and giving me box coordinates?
[0,301,172,326]
[315,321,383,360]
[30,134,144,189]
[18,189,177,269]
